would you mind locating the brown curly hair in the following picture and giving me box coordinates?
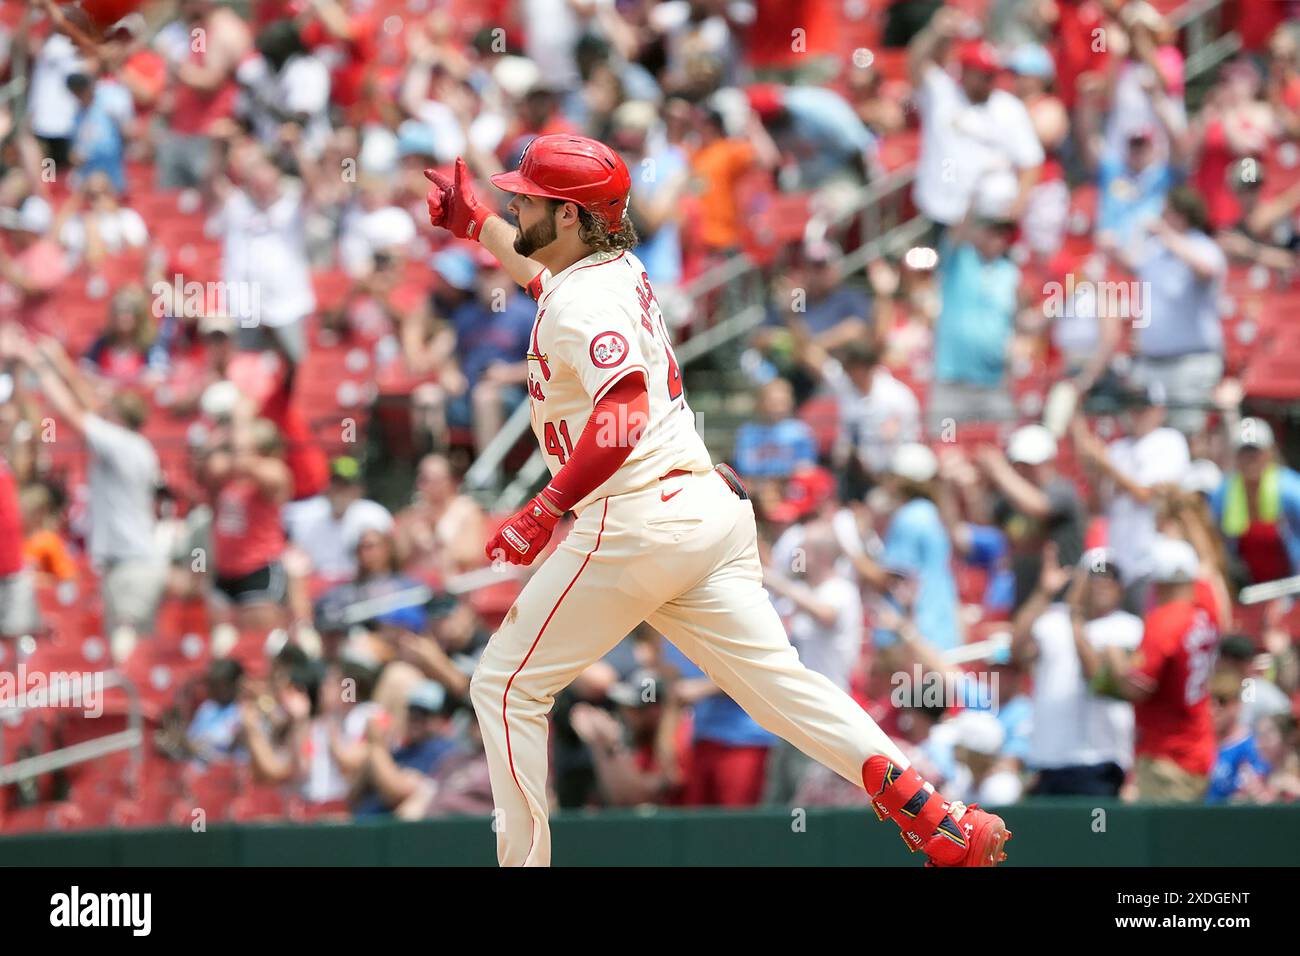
[550,201,639,254]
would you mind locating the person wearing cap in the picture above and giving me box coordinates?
[2,331,166,643]
[568,670,686,807]
[1012,544,1144,796]
[284,455,394,581]
[1214,633,1294,732]
[927,187,1030,433]
[352,678,460,817]
[1099,536,1220,802]
[66,68,132,197]
[428,136,1015,865]
[1210,417,1300,585]
[861,443,961,653]
[752,82,879,190]
[1216,158,1300,273]
[1081,10,1190,250]
[1205,669,1272,804]
[337,175,418,277]
[908,7,1044,229]
[0,194,71,335]
[1110,186,1227,435]
[976,425,1087,609]
[941,710,1023,807]
[763,238,875,363]
[1085,106,1184,254]
[610,100,690,288]
[1072,382,1190,601]
[1007,44,1070,262]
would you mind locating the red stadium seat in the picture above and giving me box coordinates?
[798,394,840,456]
[231,785,287,822]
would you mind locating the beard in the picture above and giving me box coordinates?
[513,214,557,257]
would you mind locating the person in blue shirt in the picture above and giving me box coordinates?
[752,240,873,400]
[733,376,818,482]
[754,84,879,189]
[928,207,1025,434]
[1094,130,1182,250]
[1118,187,1227,435]
[869,443,961,652]
[1206,672,1271,803]
[432,251,535,454]
[661,639,775,806]
[67,73,131,195]
[181,659,246,767]
[352,680,461,817]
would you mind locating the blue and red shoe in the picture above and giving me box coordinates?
[862,756,1011,867]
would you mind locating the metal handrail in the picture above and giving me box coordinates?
[0,670,144,788]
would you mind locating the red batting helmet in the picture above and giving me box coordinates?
[489,134,632,232]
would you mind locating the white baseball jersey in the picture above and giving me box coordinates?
[525,250,712,513]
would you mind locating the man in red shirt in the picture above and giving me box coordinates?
[1111,537,1219,801]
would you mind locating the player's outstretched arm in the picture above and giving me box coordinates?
[424,159,544,292]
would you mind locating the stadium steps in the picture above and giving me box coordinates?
[683,368,757,465]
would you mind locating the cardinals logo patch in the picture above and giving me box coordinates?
[590,331,629,369]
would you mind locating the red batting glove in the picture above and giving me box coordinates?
[423,157,494,241]
[485,495,562,566]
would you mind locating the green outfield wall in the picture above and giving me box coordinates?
[0,802,1296,866]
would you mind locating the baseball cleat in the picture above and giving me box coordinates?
[861,756,1012,867]
[925,803,1011,867]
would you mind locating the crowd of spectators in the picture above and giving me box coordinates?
[1,0,1300,830]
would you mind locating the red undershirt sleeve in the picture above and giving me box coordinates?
[538,372,649,514]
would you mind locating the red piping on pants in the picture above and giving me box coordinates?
[501,497,610,865]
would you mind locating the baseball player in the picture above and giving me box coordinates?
[423,135,1011,867]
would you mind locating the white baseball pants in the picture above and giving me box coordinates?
[469,468,909,866]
